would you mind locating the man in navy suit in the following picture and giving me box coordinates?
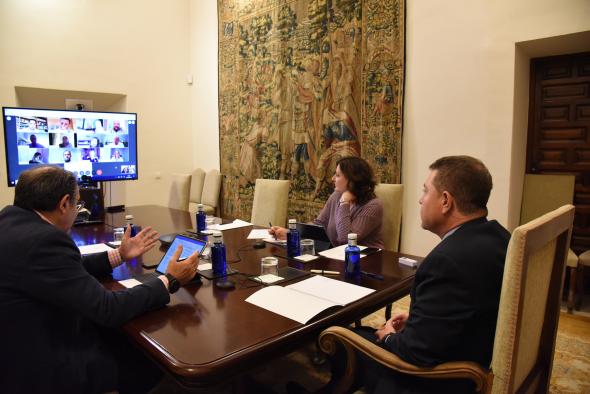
[0,166,200,394]
[324,156,510,394]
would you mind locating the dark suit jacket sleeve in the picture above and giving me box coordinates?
[384,251,476,366]
[20,230,170,328]
[81,251,113,277]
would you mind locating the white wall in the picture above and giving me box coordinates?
[190,0,220,172]
[0,0,193,208]
[400,0,590,256]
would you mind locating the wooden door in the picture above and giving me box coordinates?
[527,52,590,254]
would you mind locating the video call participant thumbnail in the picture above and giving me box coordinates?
[59,135,72,148]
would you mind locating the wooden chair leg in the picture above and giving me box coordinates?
[576,265,586,310]
[567,266,576,312]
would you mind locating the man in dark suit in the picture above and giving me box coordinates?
[346,156,510,394]
[0,166,199,394]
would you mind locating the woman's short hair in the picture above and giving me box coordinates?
[336,156,376,205]
[14,166,77,211]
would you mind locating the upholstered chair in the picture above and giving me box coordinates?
[320,205,575,394]
[201,169,222,215]
[250,179,290,227]
[373,183,403,321]
[520,173,577,310]
[374,183,403,252]
[168,173,191,211]
[188,168,206,214]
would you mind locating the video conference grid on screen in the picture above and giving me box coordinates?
[3,108,138,186]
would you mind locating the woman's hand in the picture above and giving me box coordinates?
[340,190,356,204]
[268,226,288,240]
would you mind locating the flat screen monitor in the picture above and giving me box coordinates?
[2,107,138,186]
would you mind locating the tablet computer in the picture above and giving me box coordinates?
[296,223,333,252]
[154,234,207,274]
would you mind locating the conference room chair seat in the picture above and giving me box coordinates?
[188,168,206,213]
[250,179,290,227]
[168,173,191,211]
[319,205,575,394]
[201,169,222,215]
[520,173,578,311]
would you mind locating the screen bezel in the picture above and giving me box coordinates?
[2,106,139,186]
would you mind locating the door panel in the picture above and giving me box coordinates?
[527,52,590,254]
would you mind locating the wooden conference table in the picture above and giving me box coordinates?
[71,205,421,390]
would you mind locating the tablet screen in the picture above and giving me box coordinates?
[156,235,207,274]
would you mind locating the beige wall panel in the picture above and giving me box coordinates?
[0,0,192,208]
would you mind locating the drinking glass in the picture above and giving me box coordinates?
[300,239,315,256]
[260,256,279,276]
[113,227,125,242]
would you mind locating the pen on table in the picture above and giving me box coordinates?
[268,221,276,240]
[310,269,340,275]
[361,271,384,280]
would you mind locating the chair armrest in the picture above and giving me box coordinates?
[319,326,490,393]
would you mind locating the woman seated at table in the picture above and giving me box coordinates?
[270,156,383,249]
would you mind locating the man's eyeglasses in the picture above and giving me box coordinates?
[76,201,85,212]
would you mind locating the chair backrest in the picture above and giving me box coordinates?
[520,174,574,225]
[201,169,222,211]
[250,179,290,227]
[168,173,191,211]
[188,168,206,213]
[374,183,403,252]
[490,205,574,394]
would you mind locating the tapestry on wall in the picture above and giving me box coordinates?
[218,0,405,223]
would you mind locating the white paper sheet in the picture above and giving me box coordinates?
[247,229,272,239]
[198,263,212,271]
[207,219,252,231]
[78,243,112,255]
[318,244,368,261]
[293,254,318,262]
[246,286,337,324]
[118,278,142,288]
[252,274,285,284]
[287,275,375,305]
